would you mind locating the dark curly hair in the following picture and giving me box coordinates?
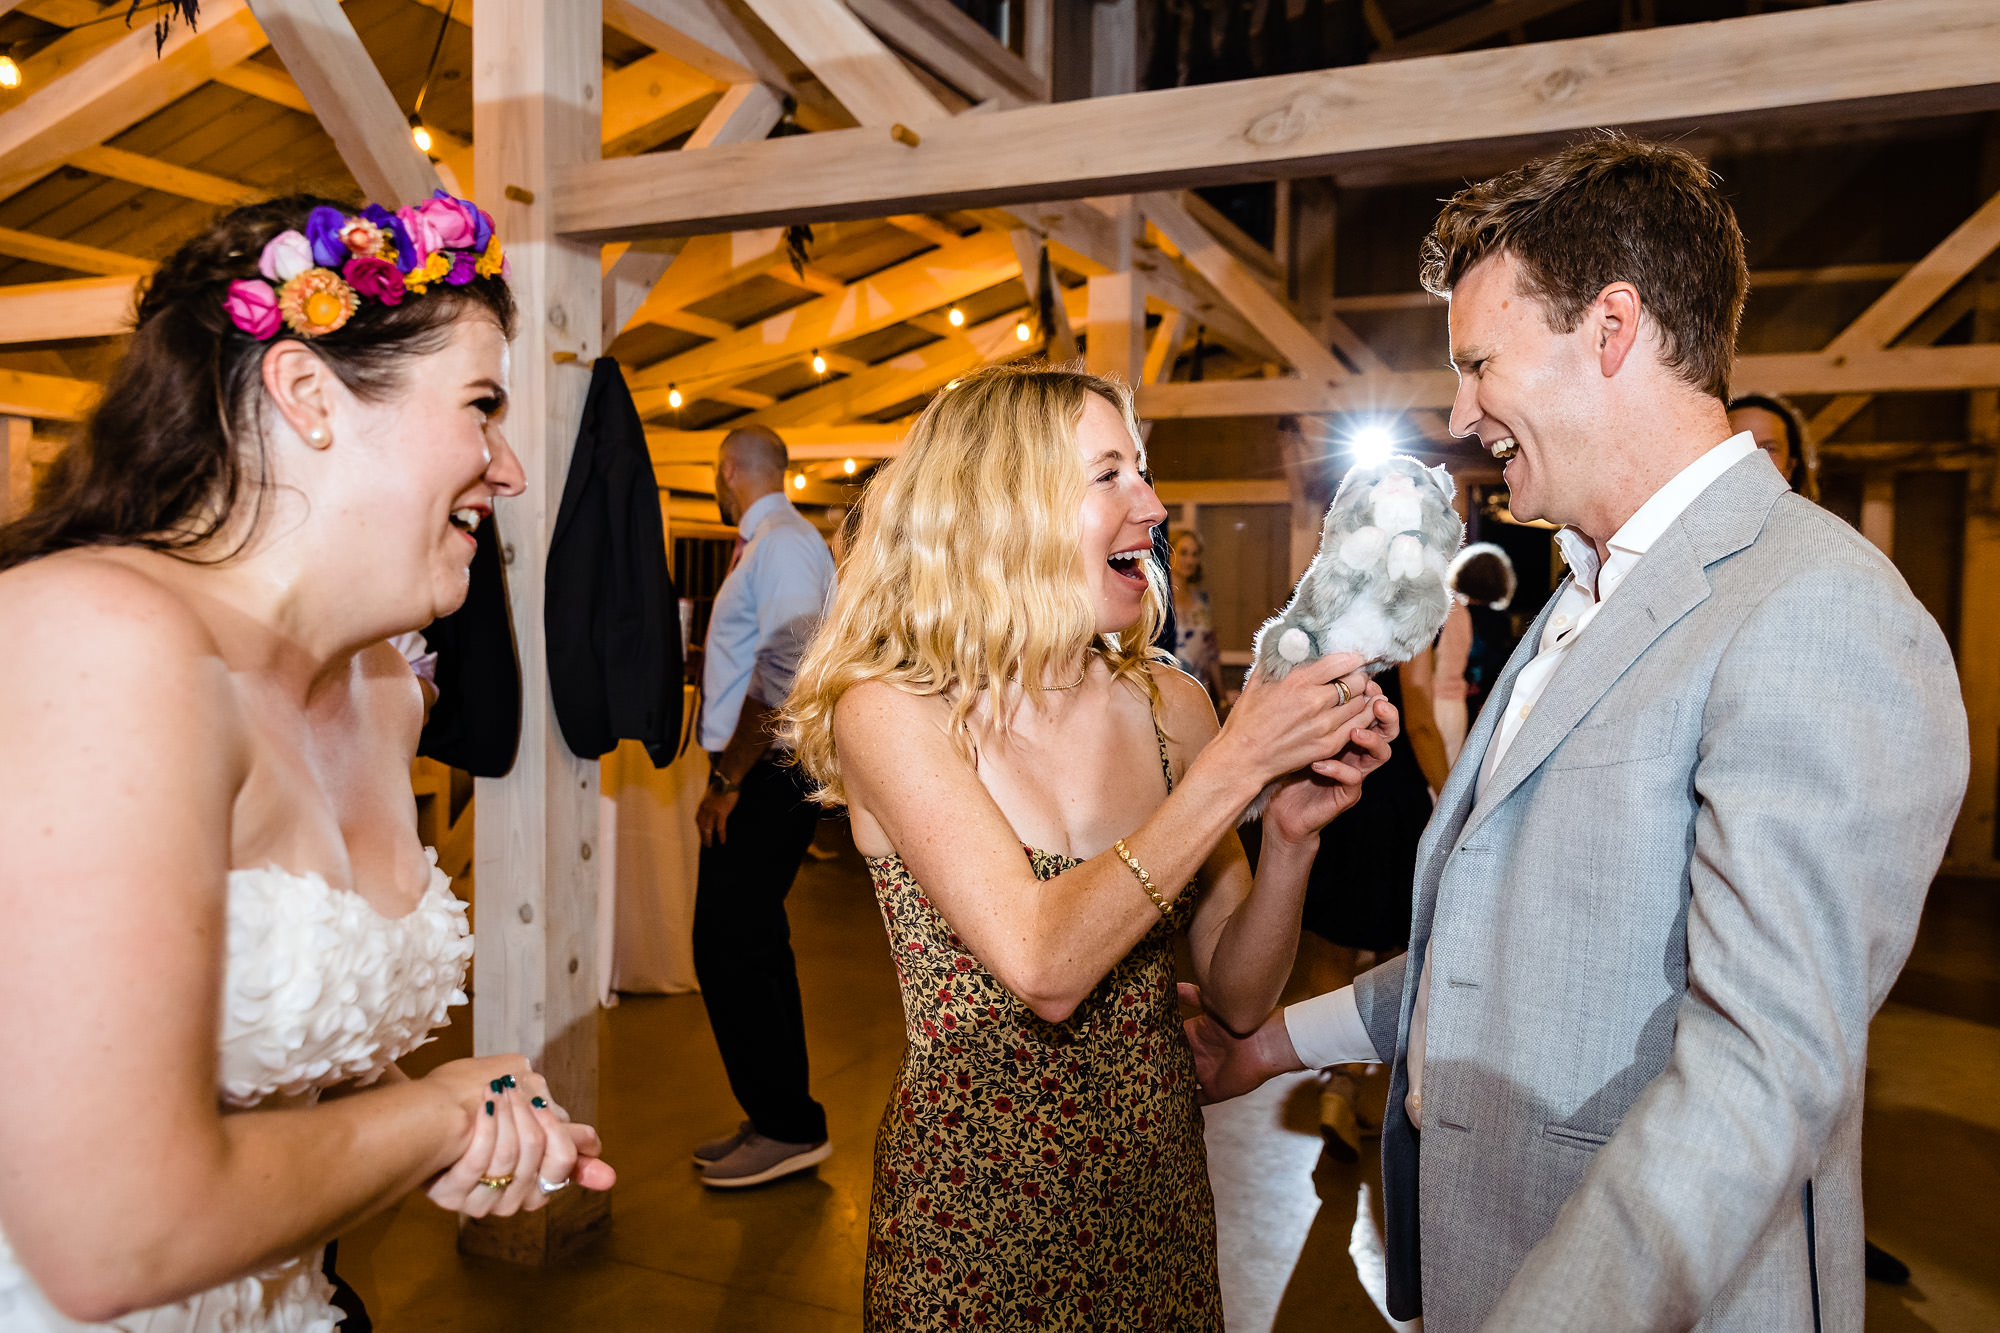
[1419,134,1748,401]
[0,194,515,571]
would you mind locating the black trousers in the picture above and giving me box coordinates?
[692,755,828,1145]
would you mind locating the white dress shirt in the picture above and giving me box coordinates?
[697,491,837,752]
[1282,433,1761,1123]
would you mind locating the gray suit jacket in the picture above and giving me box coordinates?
[1351,454,1968,1332]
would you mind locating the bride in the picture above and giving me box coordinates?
[0,193,612,1331]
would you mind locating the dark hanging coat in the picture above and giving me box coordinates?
[545,356,685,767]
[418,510,522,778]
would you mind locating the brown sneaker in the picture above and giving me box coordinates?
[700,1132,832,1189]
[691,1120,754,1167]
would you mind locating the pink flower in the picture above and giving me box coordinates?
[411,194,479,251]
[395,205,442,266]
[225,279,281,338]
[342,254,405,306]
[257,229,313,282]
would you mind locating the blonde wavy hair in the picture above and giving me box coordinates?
[784,362,1166,806]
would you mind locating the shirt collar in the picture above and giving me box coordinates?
[1555,431,1760,597]
[737,490,793,540]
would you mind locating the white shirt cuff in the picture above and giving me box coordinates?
[1283,985,1380,1071]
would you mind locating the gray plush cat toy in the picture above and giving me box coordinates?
[1241,453,1465,821]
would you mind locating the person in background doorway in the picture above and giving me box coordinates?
[1726,391,1909,1290]
[690,424,839,1189]
[1440,542,1518,753]
[1728,391,1819,501]
[1169,526,1226,699]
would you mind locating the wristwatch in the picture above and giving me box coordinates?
[707,770,742,795]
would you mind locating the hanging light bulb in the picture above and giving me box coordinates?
[843,458,857,475]
[811,350,827,375]
[667,385,683,409]
[792,472,807,491]
[947,306,965,327]
[0,52,21,92]
[409,113,433,154]
[1015,320,1032,342]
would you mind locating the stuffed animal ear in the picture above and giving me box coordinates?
[1427,462,1456,500]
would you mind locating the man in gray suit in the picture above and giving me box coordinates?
[1186,137,1968,1330]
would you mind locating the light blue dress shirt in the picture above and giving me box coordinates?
[698,490,837,753]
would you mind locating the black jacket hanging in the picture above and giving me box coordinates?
[545,356,685,767]
[418,509,522,778]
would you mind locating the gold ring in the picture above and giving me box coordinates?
[478,1173,514,1191]
[1334,679,1351,706]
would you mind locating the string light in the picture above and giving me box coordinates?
[409,0,451,158]
[666,385,683,409]
[792,472,807,491]
[409,114,433,154]
[947,306,965,327]
[1014,320,1032,342]
[811,350,827,375]
[0,52,20,91]
[843,458,857,475]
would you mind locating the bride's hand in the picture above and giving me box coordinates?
[420,1059,615,1216]
[1210,653,1377,788]
[1263,692,1400,847]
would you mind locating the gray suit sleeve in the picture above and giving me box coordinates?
[1351,952,1409,1073]
[1485,563,1967,1330]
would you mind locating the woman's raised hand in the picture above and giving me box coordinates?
[1211,652,1378,788]
[420,1056,615,1216]
[1263,691,1400,845]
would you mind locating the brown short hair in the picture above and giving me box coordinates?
[1419,135,1748,400]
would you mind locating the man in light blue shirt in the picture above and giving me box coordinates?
[689,425,838,1189]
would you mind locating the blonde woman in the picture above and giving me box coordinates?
[786,365,1398,1329]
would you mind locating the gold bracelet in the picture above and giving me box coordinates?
[1113,838,1169,918]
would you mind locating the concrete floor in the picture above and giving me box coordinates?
[342,843,2000,1331]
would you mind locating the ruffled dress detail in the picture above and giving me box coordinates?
[0,853,472,1333]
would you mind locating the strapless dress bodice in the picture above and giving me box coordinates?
[0,855,473,1333]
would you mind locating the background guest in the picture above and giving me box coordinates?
[1728,390,1819,501]
[1169,526,1226,699]
[690,425,839,1189]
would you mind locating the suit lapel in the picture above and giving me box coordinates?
[1454,455,1787,847]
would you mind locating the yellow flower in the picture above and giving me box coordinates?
[403,249,453,293]
[475,238,504,279]
[277,267,358,337]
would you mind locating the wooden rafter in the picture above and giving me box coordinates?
[551,0,2000,240]
[0,225,153,276]
[0,367,100,420]
[844,0,1047,105]
[67,144,263,206]
[648,423,909,465]
[1369,0,1590,61]
[0,275,139,342]
[737,0,944,129]
[602,51,723,156]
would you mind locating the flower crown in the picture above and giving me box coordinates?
[224,191,507,340]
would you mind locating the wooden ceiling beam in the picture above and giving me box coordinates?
[736,0,945,129]
[67,144,264,207]
[0,0,269,203]
[629,228,1019,394]
[247,0,442,209]
[213,59,314,113]
[552,0,2000,240]
[601,50,724,156]
[649,423,908,467]
[0,275,139,341]
[1139,346,2000,420]
[0,366,101,420]
[1369,0,1589,62]
[0,225,154,276]
[844,0,1047,105]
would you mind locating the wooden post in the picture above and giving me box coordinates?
[463,0,609,1264]
[1085,199,1142,384]
[1860,469,1896,556]
[0,416,30,523]
[1088,0,1135,99]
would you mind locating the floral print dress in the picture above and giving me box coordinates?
[861,728,1221,1331]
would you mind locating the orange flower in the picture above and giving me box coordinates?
[278,267,358,337]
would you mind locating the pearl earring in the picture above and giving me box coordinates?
[307,426,328,444]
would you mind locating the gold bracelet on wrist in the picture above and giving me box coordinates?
[1113,838,1169,918]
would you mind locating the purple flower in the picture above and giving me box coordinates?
[343,254,405,305]
[361,204,416,272]
[224,279,281,339]
[305,206,349,269]
[444,251,478,286]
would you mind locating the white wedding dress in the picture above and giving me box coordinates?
[0,854,473,1333]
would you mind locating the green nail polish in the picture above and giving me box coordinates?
[531,1096,548,1109]
[490,1078,505,1093]
[484,1100,494,1116]
[502,1075,517,1089]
